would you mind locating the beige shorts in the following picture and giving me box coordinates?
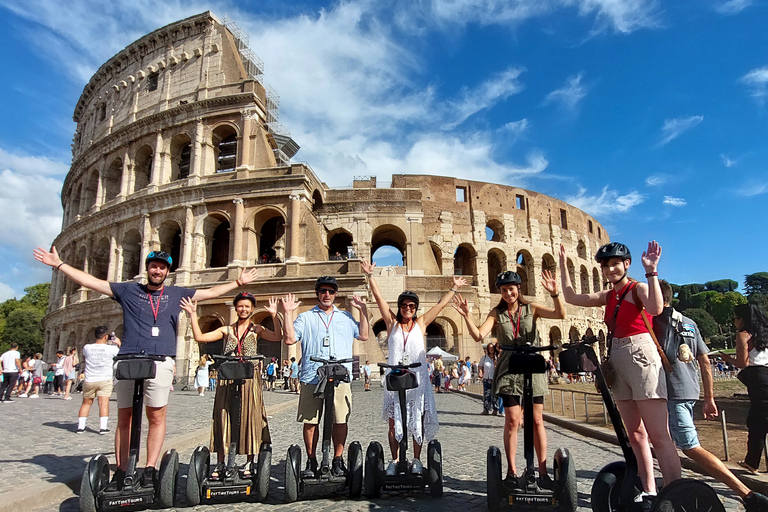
[83,379,113,398]
[115,357,175,409]
[610,333,667,401]
[297,382,352,424]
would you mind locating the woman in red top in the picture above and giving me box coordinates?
[559,241,680,498]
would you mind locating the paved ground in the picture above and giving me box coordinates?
[2,381,755,512]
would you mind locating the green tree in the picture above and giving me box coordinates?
[681,308,718,340]
[708,291,748,326]
[1,307,44,355]
[704,279,738,293]
[744,272,768,296]
[688,291,720,313]
[20,283,50,308]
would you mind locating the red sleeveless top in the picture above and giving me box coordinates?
[604,281,651,339]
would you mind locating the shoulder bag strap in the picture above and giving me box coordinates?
[631,285,673,372]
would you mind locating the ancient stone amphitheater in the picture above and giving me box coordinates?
[43,12,608,383]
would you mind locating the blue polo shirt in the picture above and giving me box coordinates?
[294,304,360,384]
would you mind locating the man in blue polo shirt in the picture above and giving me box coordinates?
[282,276,368,478]
[34,246,257,486]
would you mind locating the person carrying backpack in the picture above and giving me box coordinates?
[266,358,277,391]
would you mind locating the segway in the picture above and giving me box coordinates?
[79,354,178,512]
[558,336,725,512]
[487,343,577,512]
[185,354,271,505]
[284,356,363,502]
[364,361,443,498]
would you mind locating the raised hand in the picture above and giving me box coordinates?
[238,267,259,285]
[33,246,62,268]
[451,294,470,317]
[281,293,301,313]
[265,296,279,315]
[540,269,558,295]
[180,297,197,315]
[641,240,661,272]
[349,295,367,311]
[361,260,375,275]
[452,276,468,289]
[558,244,567,266]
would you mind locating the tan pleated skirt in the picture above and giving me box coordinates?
[210,371,271,456]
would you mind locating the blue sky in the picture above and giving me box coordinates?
[0,0,767,300]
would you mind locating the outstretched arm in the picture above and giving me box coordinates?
[361,260,395,332]
[558,245,605,307]
[180,298,226,342]
[349,295,369,341]
[258,297,284,342]
[34,246,113,297]
[281,294,301,346]
[421,276,468,326]
[192,268,259,302]
[451,294,496,341]
[531,270,565,320]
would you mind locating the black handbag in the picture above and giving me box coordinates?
[218,361,254,381]
[115,359,157,381]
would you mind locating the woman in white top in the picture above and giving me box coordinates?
[194,355,213,396]
[362,260,466,476]
[479,343,499,415]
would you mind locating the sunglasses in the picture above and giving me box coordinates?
[400,303,417,310]
[318,288,337,296]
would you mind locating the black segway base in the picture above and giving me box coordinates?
[99,482,156,509]
[381,470,429,492]
[201,474,254,500]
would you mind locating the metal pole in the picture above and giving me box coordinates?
[550,389,554,412]
[584,394,589,422]
[571,392,576,419]
[560,390,565,415]
[603,400,608,426]
[721,409,729,461]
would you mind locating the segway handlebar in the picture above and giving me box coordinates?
[310,356,355,364]
[559,335,598,350]
[113,353,167,362]
[498,343,560,353]
[377,362,422,369]
[212,354,265,361]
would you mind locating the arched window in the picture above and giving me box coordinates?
[593,267,601,293]
[312,190,323,212]
[70,184,82,222]
[549,326,562,345]
[170,134,192,181]
[577,239,587,259]
[541,253,556,277]
[371,224,407,267]
[580,265,590,294]
[90,238,110,281]
[133,145,153,193]
[328,230,353,260]
[486,218,504,242]
[568,326,581,342]
[430,242,443,275]
[83,169,100,211]
[516,251,534,296]
[121,230,142,281]
[103,158,122,202]
[425,322,446,351]
[487,248,507,292]
[252,311,281,361]
[213,126,238,173]
[204,215,230,268]
[567,258,576,290]
[198,316,224,356]
[158,221,182,272]
[454,244,476,277]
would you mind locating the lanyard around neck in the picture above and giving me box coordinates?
[316,309,335,332]
[399,321,414,350]
[507,305,522,339]
[233,322,251,355]
[148,286,164,323]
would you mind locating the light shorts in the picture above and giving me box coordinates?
[610,332,667,401]
[667,399,700,450]
[83,379,114,399]
[115,357,175,409]
[297,382,352,424]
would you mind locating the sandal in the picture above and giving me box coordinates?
[241,461,255,479]
[210,462,226,481]
[739,461,760,475]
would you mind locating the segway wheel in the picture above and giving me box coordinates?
[651,479,726,512]
[284,445,301,503]
[79,455,109,512]
[591,461,640,512]
[427,440,443,498]
[157,449,179,508]
[553,448,577,512]
[255,443,272,502]
[487,446,503,512]
[365,441,384,498]
[185,447,209,506]
[348,441,364,498]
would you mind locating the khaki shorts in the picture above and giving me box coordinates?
[115,357,175,409]
[297,382,352,424]
[610,333,667,401]
[83,379,113,399]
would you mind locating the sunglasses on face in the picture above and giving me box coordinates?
[400,303,417,310]
[318,288,337,296]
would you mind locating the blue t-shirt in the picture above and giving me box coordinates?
[294,305,360,384]
[665,309,709,401]
[290,361,299,378]
[110,282,195,357]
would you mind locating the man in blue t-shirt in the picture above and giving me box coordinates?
[289,357,299,393]
[282,276,368,479]
[34,246,258,486]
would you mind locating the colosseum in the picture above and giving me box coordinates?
[43,11,610,383]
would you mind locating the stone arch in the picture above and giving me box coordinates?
[541,253,556,277]
[516,250,534,296]
[328,228,353,260]
[549,326,562,345]
[253,208,286,263]
[428,315,459,353]
[454,243,476,277]
[579,264,590,294]
[213,124,239,173]
[133,145,153,192]
[425,322,446,351]
[251,310,281,361]
[566,258,576,290]
[598,330,607,359]
[312,189,323,212]
[577,239,587,259]
[487,248,507,293]
[157,219,182,272]
[585,327,594,338]
[593,267,601,293]
[371,224,407,267]
[103,157,122,202]
[486,218,504,242]
[203,213,231,268]
[67,246,87,298]
[568,325,580,342]
[429,241,443,275]
[197,315,224,356]
[121,229,142,281]
[170,133,192,181]
[83,168,100,211]
[90,237,110,281]
[70,183,82,222]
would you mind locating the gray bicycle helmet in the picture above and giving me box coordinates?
[397,291,420,309]
[595,242,631,262]
[314,276,339,291]
[495,271,522,288]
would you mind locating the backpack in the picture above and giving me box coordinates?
[267,363,275,376]
[652,307,686,364]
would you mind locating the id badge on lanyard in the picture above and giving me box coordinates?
[151,326,160,337]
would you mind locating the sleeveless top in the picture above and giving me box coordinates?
[492,303,547,397]
[224,323,261,356]
[382,322,439,445]
[749,346,768,367]
[604,281,650,339]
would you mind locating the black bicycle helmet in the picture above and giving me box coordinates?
[595,242,631,262]
[145,250,172,269]
[314,276,338,291]
[495,271,522,288]
[397,291,420,309]
[233,292,256,306]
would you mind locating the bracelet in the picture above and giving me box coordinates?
[236,279,242,286]
[365,273,372,277]
[56,262,65,270]
[550,293,559,298]
[645,272,658,278]
[449,288,457,292]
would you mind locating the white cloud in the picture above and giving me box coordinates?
[663,196,686,207]
[734,181,768,197]
[499,119,529,142]
[444,67,526,128]
[715,0,752,15]
[564,186,645,217]
[740,66,768,103]
[0,148,69,177]
[0,282,16,302]
[544,73,587,111]
[658,115,704,146]
[720,154,738,168]
[644,174,670,186]
[0,167,64,251]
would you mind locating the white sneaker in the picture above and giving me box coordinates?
[29,394,39,398]
[198,392,204,396]
[385,460,398,476]
[411,459,423,475]
[19,394,28,398]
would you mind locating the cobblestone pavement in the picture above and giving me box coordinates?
[31,381,748,512]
